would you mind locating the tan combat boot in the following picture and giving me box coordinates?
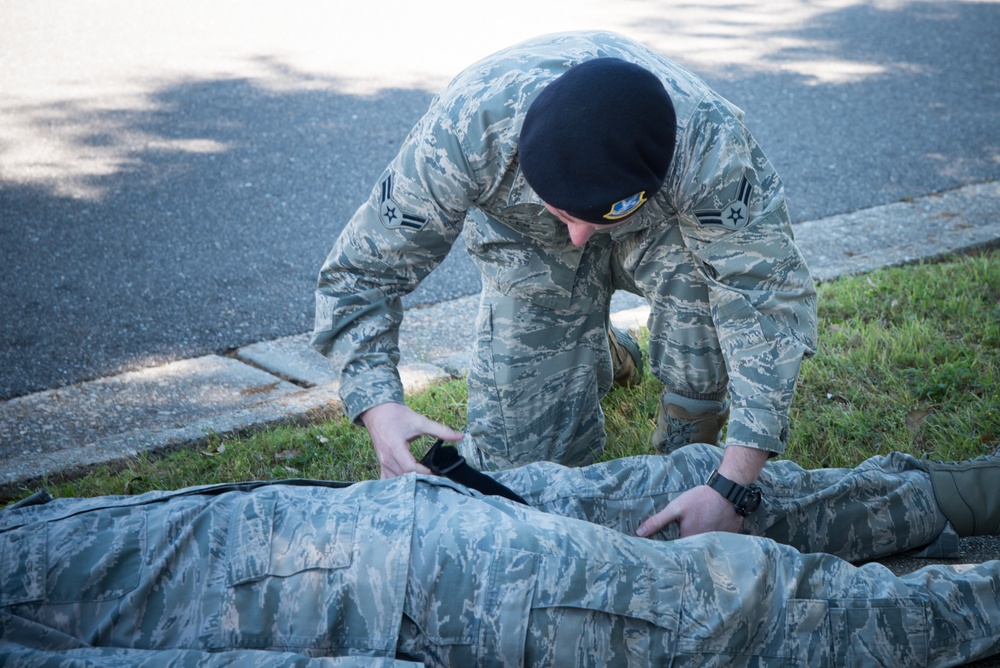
[651,391,730,454]
[608,326,643,388]
[921,452,1000,536]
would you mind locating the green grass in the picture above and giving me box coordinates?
[4,249,998,505]
[786,250,1000,467]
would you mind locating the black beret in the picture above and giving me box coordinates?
[519,58,676,224]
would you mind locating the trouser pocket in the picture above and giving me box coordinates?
[524,552,683,667]
[784,597,929,667]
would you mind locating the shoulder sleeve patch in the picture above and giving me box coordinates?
[694,175,753,231]
[378,173,428,231]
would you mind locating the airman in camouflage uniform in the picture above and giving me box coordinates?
[311,31,817,533]
[3,444,999,666]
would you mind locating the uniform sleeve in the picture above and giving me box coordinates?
[671,99,818,455]
[311,105,477,423]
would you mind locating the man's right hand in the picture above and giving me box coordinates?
[360,402,464,479]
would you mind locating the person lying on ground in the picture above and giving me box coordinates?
[1,442,997,666]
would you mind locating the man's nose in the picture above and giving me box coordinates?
[567,223,597,246]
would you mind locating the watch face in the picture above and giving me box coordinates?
[738,486,762,515]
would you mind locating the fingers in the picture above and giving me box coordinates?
[375,436,433,479]
[637,486,745,539]
[362,402,462,479]
[378,447,431,479]
[636,502,679,538]
[422,419,464,443]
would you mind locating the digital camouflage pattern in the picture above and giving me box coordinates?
[312,31,817,467]
[3,444,999,666]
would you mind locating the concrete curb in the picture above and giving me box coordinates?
[2,181,999,492]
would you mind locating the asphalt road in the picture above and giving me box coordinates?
[2,0,998,400]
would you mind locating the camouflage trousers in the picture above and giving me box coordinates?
[464,219,729,471]
[3,445,997,667]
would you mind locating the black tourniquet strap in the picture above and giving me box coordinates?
[420,440,528,505]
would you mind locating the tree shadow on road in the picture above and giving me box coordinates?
[632,0,1000,221]
[1,1,998,401]
[0,63,481,400]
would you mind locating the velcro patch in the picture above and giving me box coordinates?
[604,191,647,221]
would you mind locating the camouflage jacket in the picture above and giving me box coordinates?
[0,478,423,666]
[312,31,817,453]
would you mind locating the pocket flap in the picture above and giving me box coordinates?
[227,489,358,586]
[0,526,46,606]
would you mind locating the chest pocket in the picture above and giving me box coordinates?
[462,208,583,311]
[0,526,45,606]
[226,489,356,585]
[218,489,367,653]
[464,164,585,311]
[0,508,146,606]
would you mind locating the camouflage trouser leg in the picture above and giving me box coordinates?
[493,442,957,561]
[402,476,1000,667]
[399,478,685,666]
[667,533,1000,667]
[462,238,616,470]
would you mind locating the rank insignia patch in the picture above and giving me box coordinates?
[604,191,647,221]
[695,175,753,231]
[378,173,428,231]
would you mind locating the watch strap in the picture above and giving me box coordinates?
[704,469,762,516]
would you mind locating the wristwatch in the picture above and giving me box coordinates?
[704,469,762,517]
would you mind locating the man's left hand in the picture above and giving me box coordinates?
[636,484,744,538]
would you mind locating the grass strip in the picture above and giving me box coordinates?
[5,249,998,504]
